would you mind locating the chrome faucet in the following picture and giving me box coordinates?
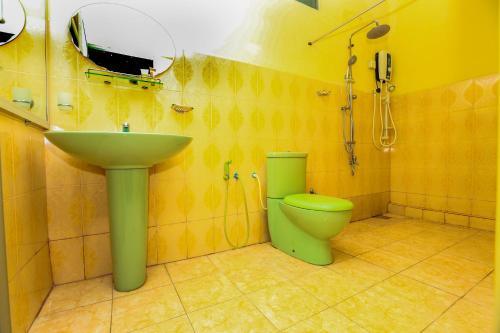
[122,122,130,132]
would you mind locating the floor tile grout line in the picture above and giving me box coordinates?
[36,278,113,318]
[334,270,448,333]
[282,260,396,332]
[241,294,282,332]
[166,255,221,284]
[206,253,282,331]
[186,293,280,332]
[162,264,196,332]
[252,290,326,331]
[357,231,491,299]
[398,258,494,296]
[332,220,444,256]
[269,280,330,330]
[110,272,172,300]
[209,250,334,331]
[285,278,377,333]
[173,282,243,315]
[352,222,490,274]
[395,228,494,278]
[419,290,469,332]
[124,313,188,333]
[51,272,113,289]
[27,282,54,332]
[330,305,375,333]
[34,299,112,321]
[322,264,398,333]
[278,306,372,333]
[454,269,496,309]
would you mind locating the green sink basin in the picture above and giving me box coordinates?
[44,130,192,292]
[44,131,192,169]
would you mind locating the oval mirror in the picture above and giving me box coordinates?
[69,3,175,76]
[0,0,26,45]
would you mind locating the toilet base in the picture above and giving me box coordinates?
[267,198,333,265]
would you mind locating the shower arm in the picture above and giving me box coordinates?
[348,21,379,52]
[307,0,385,46]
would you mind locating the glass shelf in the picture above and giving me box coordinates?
[85,69,163,90]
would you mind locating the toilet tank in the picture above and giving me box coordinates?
[266,152,307,199]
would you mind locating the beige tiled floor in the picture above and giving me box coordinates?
[29,216,495,333]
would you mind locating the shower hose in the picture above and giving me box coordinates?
[372,83,397,149]
[223,165,250,249]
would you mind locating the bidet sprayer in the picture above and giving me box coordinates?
[223,160,232,180]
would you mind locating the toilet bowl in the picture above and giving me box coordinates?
[266,152,353,265]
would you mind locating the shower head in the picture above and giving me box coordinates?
[348,55,357,66]
[367,23,390,39]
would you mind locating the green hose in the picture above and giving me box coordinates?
[223,172,250,249]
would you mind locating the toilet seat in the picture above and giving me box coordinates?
[283,194,353,212]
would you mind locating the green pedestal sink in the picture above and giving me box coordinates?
[44,131,192,291]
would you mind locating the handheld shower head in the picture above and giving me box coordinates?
[367,23,391,39]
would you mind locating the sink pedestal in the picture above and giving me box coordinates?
[106,168,148,291]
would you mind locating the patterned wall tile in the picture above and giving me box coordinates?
[47,186,82,239]
[49,238,84,284]
[157,223,188,263]
[390,74,498,226]
[0,112,52,331]
[83,233,112,279]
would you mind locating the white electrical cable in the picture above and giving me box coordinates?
[251,172,267,210]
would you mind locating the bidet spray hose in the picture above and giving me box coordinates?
[251,172,267,210]
[223,171,250,249]
[239,178,250,247]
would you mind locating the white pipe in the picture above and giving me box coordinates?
[308,0,386,46]
[251,172,267,210]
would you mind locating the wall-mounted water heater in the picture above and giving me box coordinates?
[375,50,392,83]
[372,50,397,150]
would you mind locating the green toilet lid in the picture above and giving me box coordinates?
[283,194,354,212]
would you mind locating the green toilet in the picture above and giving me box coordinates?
[267,152,353,265]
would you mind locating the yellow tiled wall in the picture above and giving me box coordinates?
[0,0,52,331]
[389,74,498,231]
[45,50,391,283]
[0,0,47,121]
[0,113,52,333]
